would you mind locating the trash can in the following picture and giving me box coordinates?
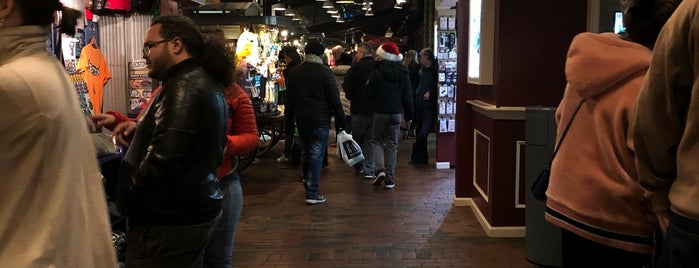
[525,106,562,267]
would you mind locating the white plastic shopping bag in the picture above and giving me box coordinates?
[337,130,364,167]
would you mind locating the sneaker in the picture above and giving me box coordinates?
[363,173,375,180]
[277,155,289,163]
[372,172,386,186]
[384,178,395,189]
[306,195,326,204]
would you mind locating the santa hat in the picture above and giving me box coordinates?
[376,42,403,61]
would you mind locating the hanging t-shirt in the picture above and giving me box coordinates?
[77,45,111,114]
[104,0,130,11]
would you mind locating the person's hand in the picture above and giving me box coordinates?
[423,91,430,100]
[111,121,137,147]
[91,113,116,127]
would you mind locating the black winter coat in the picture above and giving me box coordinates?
[343,56,376,115]
[285,56,346,135]
[121,59,226,226]
[366,60,414,121]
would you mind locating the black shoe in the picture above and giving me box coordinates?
[372,172,386,186]
[384,178,395,189]
[306,195,326,204]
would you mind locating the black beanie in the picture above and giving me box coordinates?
[305,41,325,57]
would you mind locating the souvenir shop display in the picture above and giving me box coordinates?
[70,73,94,116]
[127,59,153,116]
[436,14,457,133]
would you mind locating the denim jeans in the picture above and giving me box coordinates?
[351,114,374,174]
[370,113,401,179]
[656,212,699,268]
[203,173,243,268]
[298,125,329,198]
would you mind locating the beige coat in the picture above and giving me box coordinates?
[332,65,352,116]
[634,0,699,223]
[0,26,117,267]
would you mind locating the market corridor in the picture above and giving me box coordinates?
[232,134,534,267]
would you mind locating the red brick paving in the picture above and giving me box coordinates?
[234,136,535,267]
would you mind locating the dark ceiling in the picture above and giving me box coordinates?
[187,0,421,40]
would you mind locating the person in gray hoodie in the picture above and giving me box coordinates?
[366,42,414,189]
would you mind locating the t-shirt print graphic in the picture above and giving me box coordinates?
[77,45,111,114]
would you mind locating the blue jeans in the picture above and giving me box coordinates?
[298,125,329,198]
[370,113,401,179]
[204,173,243,268]
[351,114,374,174]
[656,212,699,268]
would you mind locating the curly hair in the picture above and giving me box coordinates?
[152,15,205,59]
[201,28,236,87]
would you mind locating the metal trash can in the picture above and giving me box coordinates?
[525,106,562,267]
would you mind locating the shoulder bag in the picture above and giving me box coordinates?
[531,99,585,201]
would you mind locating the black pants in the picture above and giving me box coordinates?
[561,229,651,268]
[411,105,435,163]
[656,212,699,268]
[126,212,222,268]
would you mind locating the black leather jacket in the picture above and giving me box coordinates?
[121,59,227,226]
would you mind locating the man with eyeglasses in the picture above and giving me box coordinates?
[111,15,228,268]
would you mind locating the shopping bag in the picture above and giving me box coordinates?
[337,130,364,167]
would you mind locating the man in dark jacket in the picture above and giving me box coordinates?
[367,42,414,189]
[278,46,303,166]
[113,15,227,267]
[343,42,376,178]
[285,40,346,204]
[410,47,439,165]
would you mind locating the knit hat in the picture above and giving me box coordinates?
[305,40,326,57]
[376,42,403,61]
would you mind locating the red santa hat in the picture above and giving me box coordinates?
[376,42,403,62]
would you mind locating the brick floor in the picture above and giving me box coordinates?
[234,135,535,267]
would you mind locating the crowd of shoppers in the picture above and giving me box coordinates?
[15,1,699,266]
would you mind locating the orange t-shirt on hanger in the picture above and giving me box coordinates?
[77,44,111,114]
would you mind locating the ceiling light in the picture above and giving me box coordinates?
[272,5,285,11]
[284,6,295,16]
[393,3,402,9]
[326,7,338,14]
[365,8,374,16]
[336,16,345,23]
[337,0,355,3]
[322,0,334,8]
[331,13,340,18]
[316,0,325,1]
[292,15,302,21]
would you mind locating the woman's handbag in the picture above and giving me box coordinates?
[531,99,585,201]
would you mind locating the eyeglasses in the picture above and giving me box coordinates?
[142,39,171,55]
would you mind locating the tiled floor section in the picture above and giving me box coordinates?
[234,135,535,267]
